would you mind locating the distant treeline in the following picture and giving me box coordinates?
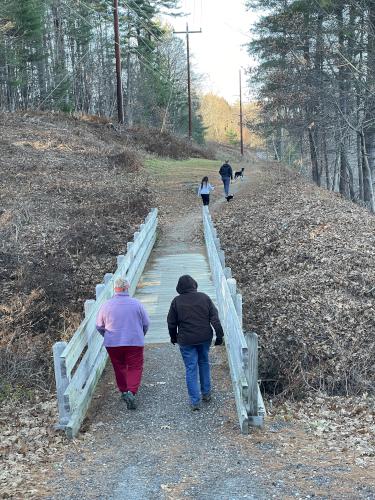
[248,0,375,212]
[200,93,264,148]
[0,0,205,142]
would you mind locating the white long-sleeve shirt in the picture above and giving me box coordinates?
[198,182,214,195]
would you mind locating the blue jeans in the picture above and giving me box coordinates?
[221,176,230,196]
[179,341,211,405]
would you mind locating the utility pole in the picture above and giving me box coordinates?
[239,69,244,156]
[174,23,201,140]
[113,0,124,124]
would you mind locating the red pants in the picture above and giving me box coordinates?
[106,346,144,394]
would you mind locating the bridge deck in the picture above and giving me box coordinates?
[135,252,216,344]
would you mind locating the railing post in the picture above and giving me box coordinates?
[219,249,225,269]
[104,273,113,285]
[84,299,96,317]
[84,298,97,369]
[95,283,106,300]
[236,293,243,329]
[133,231,140,252]
[227,277,236,304]
[245,331,258,417]
[53,341,70,429]
[117,255,125,268]
[127,241,134,260]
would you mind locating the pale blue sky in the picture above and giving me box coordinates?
[164,0,258,103]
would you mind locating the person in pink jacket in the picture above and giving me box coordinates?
[96,277,150,409]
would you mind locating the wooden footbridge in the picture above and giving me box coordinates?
[139,252,216,344]
[53,208,265,438]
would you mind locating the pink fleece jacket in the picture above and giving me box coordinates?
[96,292,150,347]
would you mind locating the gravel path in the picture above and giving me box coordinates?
[43,153,375,499]
[46,157,274,500]
[47,345,273,499]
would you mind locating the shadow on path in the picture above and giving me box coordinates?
[47,151,275,499]
[48,345,270,499]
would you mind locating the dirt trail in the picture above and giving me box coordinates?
[41,152,375,500]
[153,153,255,254]
[44,154,275,500]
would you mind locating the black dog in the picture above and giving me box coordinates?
[234,167,244,180]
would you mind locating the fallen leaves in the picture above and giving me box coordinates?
[214,165,375,398]
[0,392,69,498]
[0,112,154,389]
[272,393,375,468]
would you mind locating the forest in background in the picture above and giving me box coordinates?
[0,0,266,149]
[0,0,207,142]
[200,93,263,148]
[2,0,375,208]
[247,0,375,212]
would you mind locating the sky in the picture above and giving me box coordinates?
[164,0,259,104]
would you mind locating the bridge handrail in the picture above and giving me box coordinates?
[202,206,265,432]
[53,208,158,438]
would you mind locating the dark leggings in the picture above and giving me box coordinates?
[201,194,210,206]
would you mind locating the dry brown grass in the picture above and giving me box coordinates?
[213,161,375,398]
[0,112,154,391]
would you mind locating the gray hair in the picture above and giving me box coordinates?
[114,277,130,290]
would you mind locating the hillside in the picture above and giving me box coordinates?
[0,115,374,498]
[0,112,212,391]
[214,160,375,398]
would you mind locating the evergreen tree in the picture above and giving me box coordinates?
[246,0,375,211]
[0,0,206,144]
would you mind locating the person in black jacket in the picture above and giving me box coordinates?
[219,160,233,198]
[167,275,224,410]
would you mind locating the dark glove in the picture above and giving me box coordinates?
[170,337,177,345]
[214,337,223,346]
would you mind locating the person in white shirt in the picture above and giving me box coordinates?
[197,176,214,206]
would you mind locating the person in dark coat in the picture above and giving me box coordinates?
[167,275,224,410]
[219,160,233,198]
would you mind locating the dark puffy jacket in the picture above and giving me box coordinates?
[219,163,233,179]
[167,275,224,346]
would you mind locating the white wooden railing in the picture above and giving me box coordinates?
[202,206,265,433]
[53,208,158,439]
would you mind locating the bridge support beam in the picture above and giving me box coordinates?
[53,341,70,429]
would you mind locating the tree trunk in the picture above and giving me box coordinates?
[308,127,320,185]
[360,130,375,212]
[365,3,375,178]
[323,132,330,189]
[339,146,351,199]
[357,131,364,200]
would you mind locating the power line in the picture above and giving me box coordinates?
[129,43,175,82]
[62,0,175,85]
[61,0,102,30]
[126,0,165,35]
[224,21,252,40]
[72,0,167,47]
[37,47,91,109]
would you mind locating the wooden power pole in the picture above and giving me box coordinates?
[239,69,244,156]
[174,23,201,140]
[114,0,124,124]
